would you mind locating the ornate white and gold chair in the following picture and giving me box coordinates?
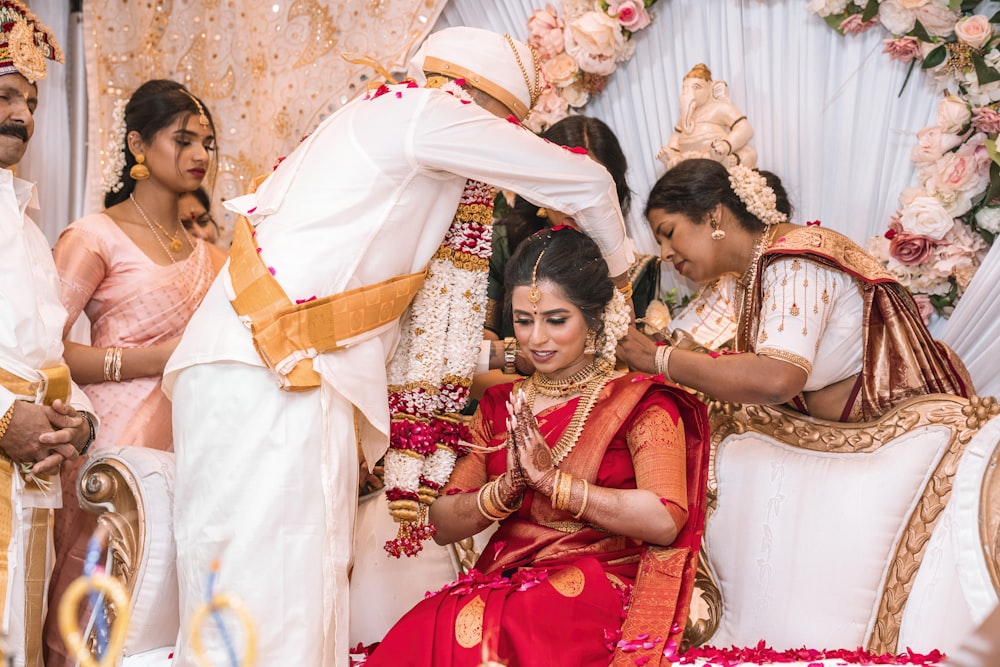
[685,393,1000,661]
[74,447,177,666]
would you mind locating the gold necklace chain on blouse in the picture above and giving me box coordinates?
[735,223,776,350]
[130,193,191,257]
[522,361,616,465]
[530,358,614,398]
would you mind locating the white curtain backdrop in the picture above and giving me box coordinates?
[436,0,1000,397]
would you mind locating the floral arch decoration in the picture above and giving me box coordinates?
[525,0,1000,320]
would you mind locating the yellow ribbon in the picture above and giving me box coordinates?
[57,572,131,667]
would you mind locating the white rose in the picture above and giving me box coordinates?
[879,0,917,35]
[916,2,961,38]
[955,15,994,49]
[936,94,971,133]
[559,80,590,107]
[898,186,926,208]
[897,0,929,8]
[975,206,1000,233]
[564,10,627,75]
[898,195,956,240]
[806,0,850,17]
[911,126,964,164]
[562,0,598,19]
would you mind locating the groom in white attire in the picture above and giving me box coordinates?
[165,26,634,665]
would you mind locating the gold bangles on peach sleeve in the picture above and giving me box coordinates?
[103,347,123,383]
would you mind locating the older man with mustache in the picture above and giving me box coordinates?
[0,3,97,666]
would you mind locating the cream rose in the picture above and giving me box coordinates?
[559,80,591,107]
[523,87,570,133]
[541,52,579,88]
[562,0,598,19]
[878,0,918,35]
[936,94,971,134]
[806,0,850,17]
[911,126,964,164]
[896,0,929,8]
[898,195,956,240]
[564,10,628,75]
[955,15,994,50]
[916,2,961,38]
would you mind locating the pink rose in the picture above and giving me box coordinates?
[889,231,938,265]
[882,36,921,62]
[608,0,651,32]
[527,5,566,60]
[955,15,994,50]
[911,293,935,326]
[839,14,879,35]
[936,94,972,134]
[927,135,990,202]
[971,106,1000,134]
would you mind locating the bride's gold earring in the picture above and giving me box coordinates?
[710,216,725,241]
[584,329,597,355]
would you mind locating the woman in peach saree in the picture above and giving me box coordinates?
[366,228,710,666]
[44,80,225,665]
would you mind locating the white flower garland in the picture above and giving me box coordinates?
[101,98,128,195]
[728,164,787,227]
[597,288,630,361]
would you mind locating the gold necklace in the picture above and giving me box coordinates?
[735,223,776,350]
[522,364,615,465]
[130,193,186,253]
[532,359,614,398]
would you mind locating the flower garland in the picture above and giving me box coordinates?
[101,97,128,195]
[809,1,999,318]
[728,164,788,227]
[382,79,493,557]
[524,0,659,132]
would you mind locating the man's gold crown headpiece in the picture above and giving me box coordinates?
[0,0,62,84]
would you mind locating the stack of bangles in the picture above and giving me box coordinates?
[103,346,123,383]
[551,469,589,520]
[477,476,522,522]
[655,343,673,382]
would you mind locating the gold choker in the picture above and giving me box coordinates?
[531,359,614,398]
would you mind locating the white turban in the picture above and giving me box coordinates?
[407,27,542,121]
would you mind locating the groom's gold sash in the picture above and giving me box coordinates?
[228,217,426,390]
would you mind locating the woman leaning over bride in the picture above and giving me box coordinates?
[365,227,711,665]
[618,158,972,422]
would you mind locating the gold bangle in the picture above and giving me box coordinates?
[655,344,673,382]
[554,471,574,512]
[478,481,510,522]
[113,346,123,383]
[0,404,14,440]
[502,337,520,375]
[103,347,115,382]
[572,479,589,520]
[549,469,562,510]
[617,282,633,300]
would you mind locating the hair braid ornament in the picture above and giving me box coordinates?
[101,98,128,195]
[382,79,492,557]
[727,165,787,227]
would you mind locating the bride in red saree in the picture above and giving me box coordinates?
[366,228,710,666]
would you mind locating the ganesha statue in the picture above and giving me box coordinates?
[657,63,757,170]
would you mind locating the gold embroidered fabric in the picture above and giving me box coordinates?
[83,0,449,245]
[626,404,688,528]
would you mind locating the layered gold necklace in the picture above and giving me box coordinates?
[735,223,776,350]
[522,359,616,465]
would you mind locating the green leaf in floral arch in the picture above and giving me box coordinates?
[861,0,879,22]
[929,279,959,314]
[922,44,947,69]
[991,11,1000,23]
[972,52,1000,84]
[959,0,980,13]
[910,20,932,43]
[985,139,1000,167]
[824,13,849,32]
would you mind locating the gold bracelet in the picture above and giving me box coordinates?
[103,347,115,382]
[502,337,520,375]
[572,479,589,520]
[492,475,522,514]
[477,483,506,522]
[0,404,14,440]
[555,471,574,512]
[549,469,562,510]
[655,344,673,382]
[113,346,124,383]
[617,282,633,300]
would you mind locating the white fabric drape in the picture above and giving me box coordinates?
[436,0,1000,396]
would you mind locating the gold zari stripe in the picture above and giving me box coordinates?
[0,365,71,406]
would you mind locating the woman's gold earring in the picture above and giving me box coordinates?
[536,207,548,219]
[129,154,150,181]
[710,217,725,241]
[584,329,597,355]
